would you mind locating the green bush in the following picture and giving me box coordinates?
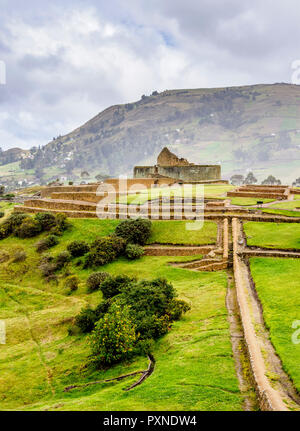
[12,249,27,263]
[117,278,189,340]
[15,218,42,238]
[35,212,57,231]
[86,271,110,292]
[0,249,10,263]
[64,275,79,292]
[125,243,144,260]
[67,240,90,257]
[75,307,98,333]
[55,213,69,231]
[0,212,4,219]
[0,223,11,240]
[100,275,135,299]
[167,299,191,321]
[88,304,137,366]
[94,299,112,320]
[75,275,190,367]
[114,218,151,245]
[83,235,125,268]
[39,256,57,279]
[2,193,14,200]
[35,234,59,252]
[55,251,71,270]
[49,224,63,236]
[3,213,28,234]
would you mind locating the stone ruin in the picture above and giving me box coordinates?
[134,147,222,182]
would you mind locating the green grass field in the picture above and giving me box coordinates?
[250,258,300,392]
[244,222,300,249]
[147,220,217,244]
[0,217,242,411]
[262,208,300,218]
[229,197,274,206]
[268,199,300,210]
[46,218,218,247]
[118,184,234,205]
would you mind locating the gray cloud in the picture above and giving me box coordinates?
[0,0,299,150]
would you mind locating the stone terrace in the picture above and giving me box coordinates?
[227,184,290,200]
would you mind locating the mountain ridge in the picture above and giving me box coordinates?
[1,83,300,186]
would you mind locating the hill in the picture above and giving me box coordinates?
[2,83,300,186]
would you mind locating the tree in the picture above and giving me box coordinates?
[261,175,281,185]
[292,177,300,187]
[230,175,244,186]
[88,304,137,366]
[243,172,257,185]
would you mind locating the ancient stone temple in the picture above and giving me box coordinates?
[134,147,221,182]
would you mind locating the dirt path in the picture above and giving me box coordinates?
[225,271,258,411]
[242,249,300,258]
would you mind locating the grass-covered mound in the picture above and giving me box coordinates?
[250,257,300,392]
[0,217,242,411]
[244,221,300,249]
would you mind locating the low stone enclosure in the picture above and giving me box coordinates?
[227,184,291,200]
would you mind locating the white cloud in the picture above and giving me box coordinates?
[0,0,299,150]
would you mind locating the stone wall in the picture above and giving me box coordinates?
[134,164,221,182]
[157,147,191,166]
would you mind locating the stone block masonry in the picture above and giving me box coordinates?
[134,147,221,182]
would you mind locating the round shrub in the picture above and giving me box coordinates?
[15,218,42,238]
[64,275,79,292]
[75,307,98,333]
[167,299,191,321]
[12,249,27,263]
[3,213,29,235]
[114,218,152,245]
[67,240,90,257]
[88,304,137,366]
[35,212,57,231]
[0,223,11,240]
[55,250,71,270]
[0,249,10,263]
[39,257,57,278]
[35,234,59,252]
[83,235,125,268]
[125,243,144,260]
[55,213,69,231]
[49,224,63,236]
[100,275,134,299]
[86,271,110,292]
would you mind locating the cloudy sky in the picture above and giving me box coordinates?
[0,0,299,150]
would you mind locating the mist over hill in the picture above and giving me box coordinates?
[1,83,300,186]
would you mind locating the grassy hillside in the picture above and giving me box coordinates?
[3,83,300,186]
[0,218,243,411]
